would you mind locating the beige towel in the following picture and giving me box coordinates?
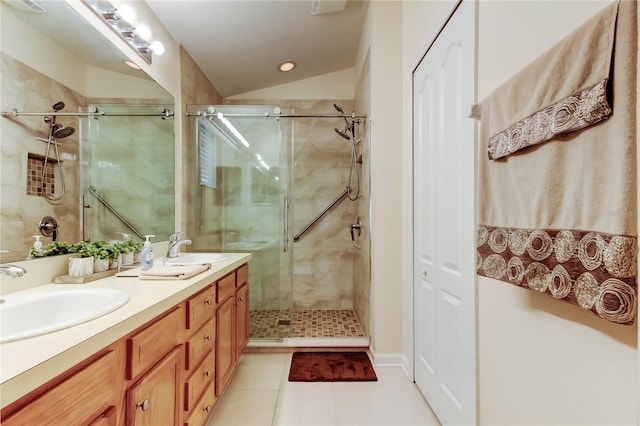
[474,1,618,160]
[139,264,211,280]
[474,0,637,325]
[477,0,636,236]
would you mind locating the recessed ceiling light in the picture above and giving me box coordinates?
[124,60,141,70]
[279,61,296,72]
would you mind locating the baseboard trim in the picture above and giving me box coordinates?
[370,350,411,379]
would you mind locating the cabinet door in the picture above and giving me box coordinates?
[235,283,249,360]
[215,297,235,396]
[126,346,182,426]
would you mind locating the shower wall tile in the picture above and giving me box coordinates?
[1,53,80,262]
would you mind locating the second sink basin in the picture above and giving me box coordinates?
[0,288,130,343]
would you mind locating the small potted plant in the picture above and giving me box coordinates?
[85,240,113,272]
[117,239,136,266]
[68,241,94,277]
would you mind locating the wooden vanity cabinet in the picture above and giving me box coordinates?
[1,347,122,426]
[1,262,250,426]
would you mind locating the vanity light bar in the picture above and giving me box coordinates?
[83,0,164,65]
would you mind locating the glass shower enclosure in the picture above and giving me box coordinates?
[79,104,175,243]
[186,105,293,340]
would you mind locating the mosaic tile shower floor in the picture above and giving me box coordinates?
[249,309,366,340]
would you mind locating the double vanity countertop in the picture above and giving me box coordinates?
[0,252,252,409]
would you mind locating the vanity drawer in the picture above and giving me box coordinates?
[127,307,182,380]
[185,317,215,371]
[186,284,216,330]
[216,272,236,304]
[184,350,215,412]
[236,264,249,287]
[185,381,216,426]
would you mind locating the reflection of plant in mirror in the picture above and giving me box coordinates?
[28,240,131,261]
[29,241,78,258]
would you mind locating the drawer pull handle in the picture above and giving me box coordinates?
[204,370,212,378]
[205,298,212,306]
[204,334,212,341]
[236,297,243,306]
[204,404,212,413]
[136,399,150,411]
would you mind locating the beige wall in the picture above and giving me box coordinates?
[403,0,638,423]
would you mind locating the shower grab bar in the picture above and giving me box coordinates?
[87,186,145,239]
[293,187,349,243]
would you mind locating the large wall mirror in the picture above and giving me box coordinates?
[0,0,175,263]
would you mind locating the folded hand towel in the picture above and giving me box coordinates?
[139,263,211,280]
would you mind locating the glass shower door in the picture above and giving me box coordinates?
[79,104,175,243]
[187,105,293,341]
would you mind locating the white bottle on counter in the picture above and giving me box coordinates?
[139,235,155,271]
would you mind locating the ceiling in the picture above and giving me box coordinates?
[146,0,369,98]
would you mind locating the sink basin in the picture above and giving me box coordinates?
[0,288,129,343]
[164,253,227,265]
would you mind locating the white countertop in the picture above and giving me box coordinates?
[0,253,251,408]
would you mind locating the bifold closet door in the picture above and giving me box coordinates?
[412,1,476,425]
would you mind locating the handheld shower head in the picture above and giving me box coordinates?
[333,103,350,126]
[52,101,65,112]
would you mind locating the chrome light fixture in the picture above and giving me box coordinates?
[83,0,165,65]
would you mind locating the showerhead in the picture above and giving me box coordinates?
[334,103,350,126]
[335,127,351,141]
[52,101,65,112]
[53,126,75,138]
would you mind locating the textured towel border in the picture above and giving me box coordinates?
[487,79,612,160]
[477,226,637,325]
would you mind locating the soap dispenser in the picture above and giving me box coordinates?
[139,235,155,271]
[32,235,43,251]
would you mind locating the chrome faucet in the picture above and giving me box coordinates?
[0,264,27,278]
[166,232,192,258]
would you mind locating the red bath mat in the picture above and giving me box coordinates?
[288,351,378,382]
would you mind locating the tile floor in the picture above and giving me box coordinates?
[207,352,441,426]
[250,310,367,340]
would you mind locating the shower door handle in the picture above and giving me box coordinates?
[283,194,289,253]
